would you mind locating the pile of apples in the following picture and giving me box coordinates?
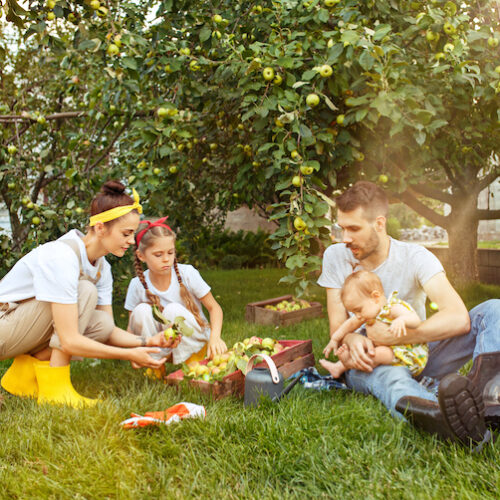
[182,336,286,383]
[264,299,311,313]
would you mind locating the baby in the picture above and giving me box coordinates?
[320,270,428,379]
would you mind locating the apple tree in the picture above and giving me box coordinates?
[4,0,500,288]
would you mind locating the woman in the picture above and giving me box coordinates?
[0,180,178,408]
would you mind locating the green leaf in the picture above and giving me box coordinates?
[373,25,392,41]
[121,57,138,70]
[199,27,211,42]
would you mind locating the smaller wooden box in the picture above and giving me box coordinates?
[245,295,323,327]
[165,339,315,399]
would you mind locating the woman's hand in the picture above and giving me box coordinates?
[207,337,227,359]
[148,330,182,349]
[129,347,166,369]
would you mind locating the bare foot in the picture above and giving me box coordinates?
[336,344,351,367]
[319,359,347,379]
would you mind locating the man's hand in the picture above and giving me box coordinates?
[323,338,339,359]
[343,333,376,372]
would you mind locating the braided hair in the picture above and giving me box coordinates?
[135,225,207,328]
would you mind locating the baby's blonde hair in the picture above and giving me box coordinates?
[134,225,207,328]
[341,270,385,305]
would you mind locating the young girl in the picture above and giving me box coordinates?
[320,270,428,379]
[125,217,227,366]
[0,181,175,408]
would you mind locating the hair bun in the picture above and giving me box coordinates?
[101,180,126,196]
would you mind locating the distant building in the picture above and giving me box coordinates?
[478,177,500,241]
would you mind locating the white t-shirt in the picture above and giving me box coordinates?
[0,229,113,305]
[317,238,444,320]
[124,264,211,321]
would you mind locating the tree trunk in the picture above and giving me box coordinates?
[445,196,479,283]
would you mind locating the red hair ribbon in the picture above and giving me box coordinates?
[135,216,172,246]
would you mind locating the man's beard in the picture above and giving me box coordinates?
[347,228,380,261]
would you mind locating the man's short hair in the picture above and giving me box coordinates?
[336,181,388,220]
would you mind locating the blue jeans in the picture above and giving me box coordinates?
[345,299,500,419]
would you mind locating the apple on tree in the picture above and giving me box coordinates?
[262,67,275,81]
[306,93,320,107]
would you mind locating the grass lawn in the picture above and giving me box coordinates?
[0,269,499,499]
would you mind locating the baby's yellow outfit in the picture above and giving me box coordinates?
[376,291,428,377]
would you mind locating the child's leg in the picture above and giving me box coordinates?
[319,344,351,379]
[373,346,395,366]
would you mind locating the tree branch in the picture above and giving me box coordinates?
[407,183,455,205]
[476,209,500,220]
[394,189,449,228]
[476,169,500,194]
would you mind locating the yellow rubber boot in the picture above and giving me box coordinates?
[1,355,45,398]
[34,363,99,408]
[184,344,208,365]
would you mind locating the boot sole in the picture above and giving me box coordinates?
[438,373,486,444]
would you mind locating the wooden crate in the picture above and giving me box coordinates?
[165,339,315,399]
[245,294,323,327]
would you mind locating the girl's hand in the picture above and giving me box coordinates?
[148,331,182,349]
[389,317,406,338]
[129,347,166,369]
[207,337,227,359]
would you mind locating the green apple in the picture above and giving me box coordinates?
[488,37,499,48]
[261,338,275,350]
[169,166,178,174]
[429,301,439,311]
[7,182,15,189]
[47,11,55,20]
[319,64,333,77]
[435,52,445,60]
[426,31,436,42]
[443,23,455,35]
[157,107,169,118]
[32,216,41,225]
[378,174,388,183]
[212,14,223,23]
[443,1,457,16]
[46,0,56,8]
[495,65,500,74]
[294,216,307,231]
[7,145,17,155]
[306,93,320,107]
[164,327,177,340]
[324,0,340,6]
[336,114,345,126]
[180,47,191,56]
[443,43,454,53]
[153,167,161,175]
[96,6,108,17]
[90,0,100,9]
[290,149,300,160]
[273,74,283,85]
[300,165,314,175]
[292,175,303,187]
[75,207,83,214]
[262,67,275,81]
[107,44,120,56]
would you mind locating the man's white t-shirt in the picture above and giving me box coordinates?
[317,238,444,320]
[124,265,211,321]
[0,229,113,305]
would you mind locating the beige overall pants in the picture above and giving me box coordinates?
[0,239,114,361]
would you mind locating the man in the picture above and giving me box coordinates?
[317,181,499,446]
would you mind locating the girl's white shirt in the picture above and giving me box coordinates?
[124,265,210,321]
[0,229,113,305]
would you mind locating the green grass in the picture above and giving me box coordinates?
[432,241,500,249]
[1,269,499,499]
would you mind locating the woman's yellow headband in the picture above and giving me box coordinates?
[89,188,143,226]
